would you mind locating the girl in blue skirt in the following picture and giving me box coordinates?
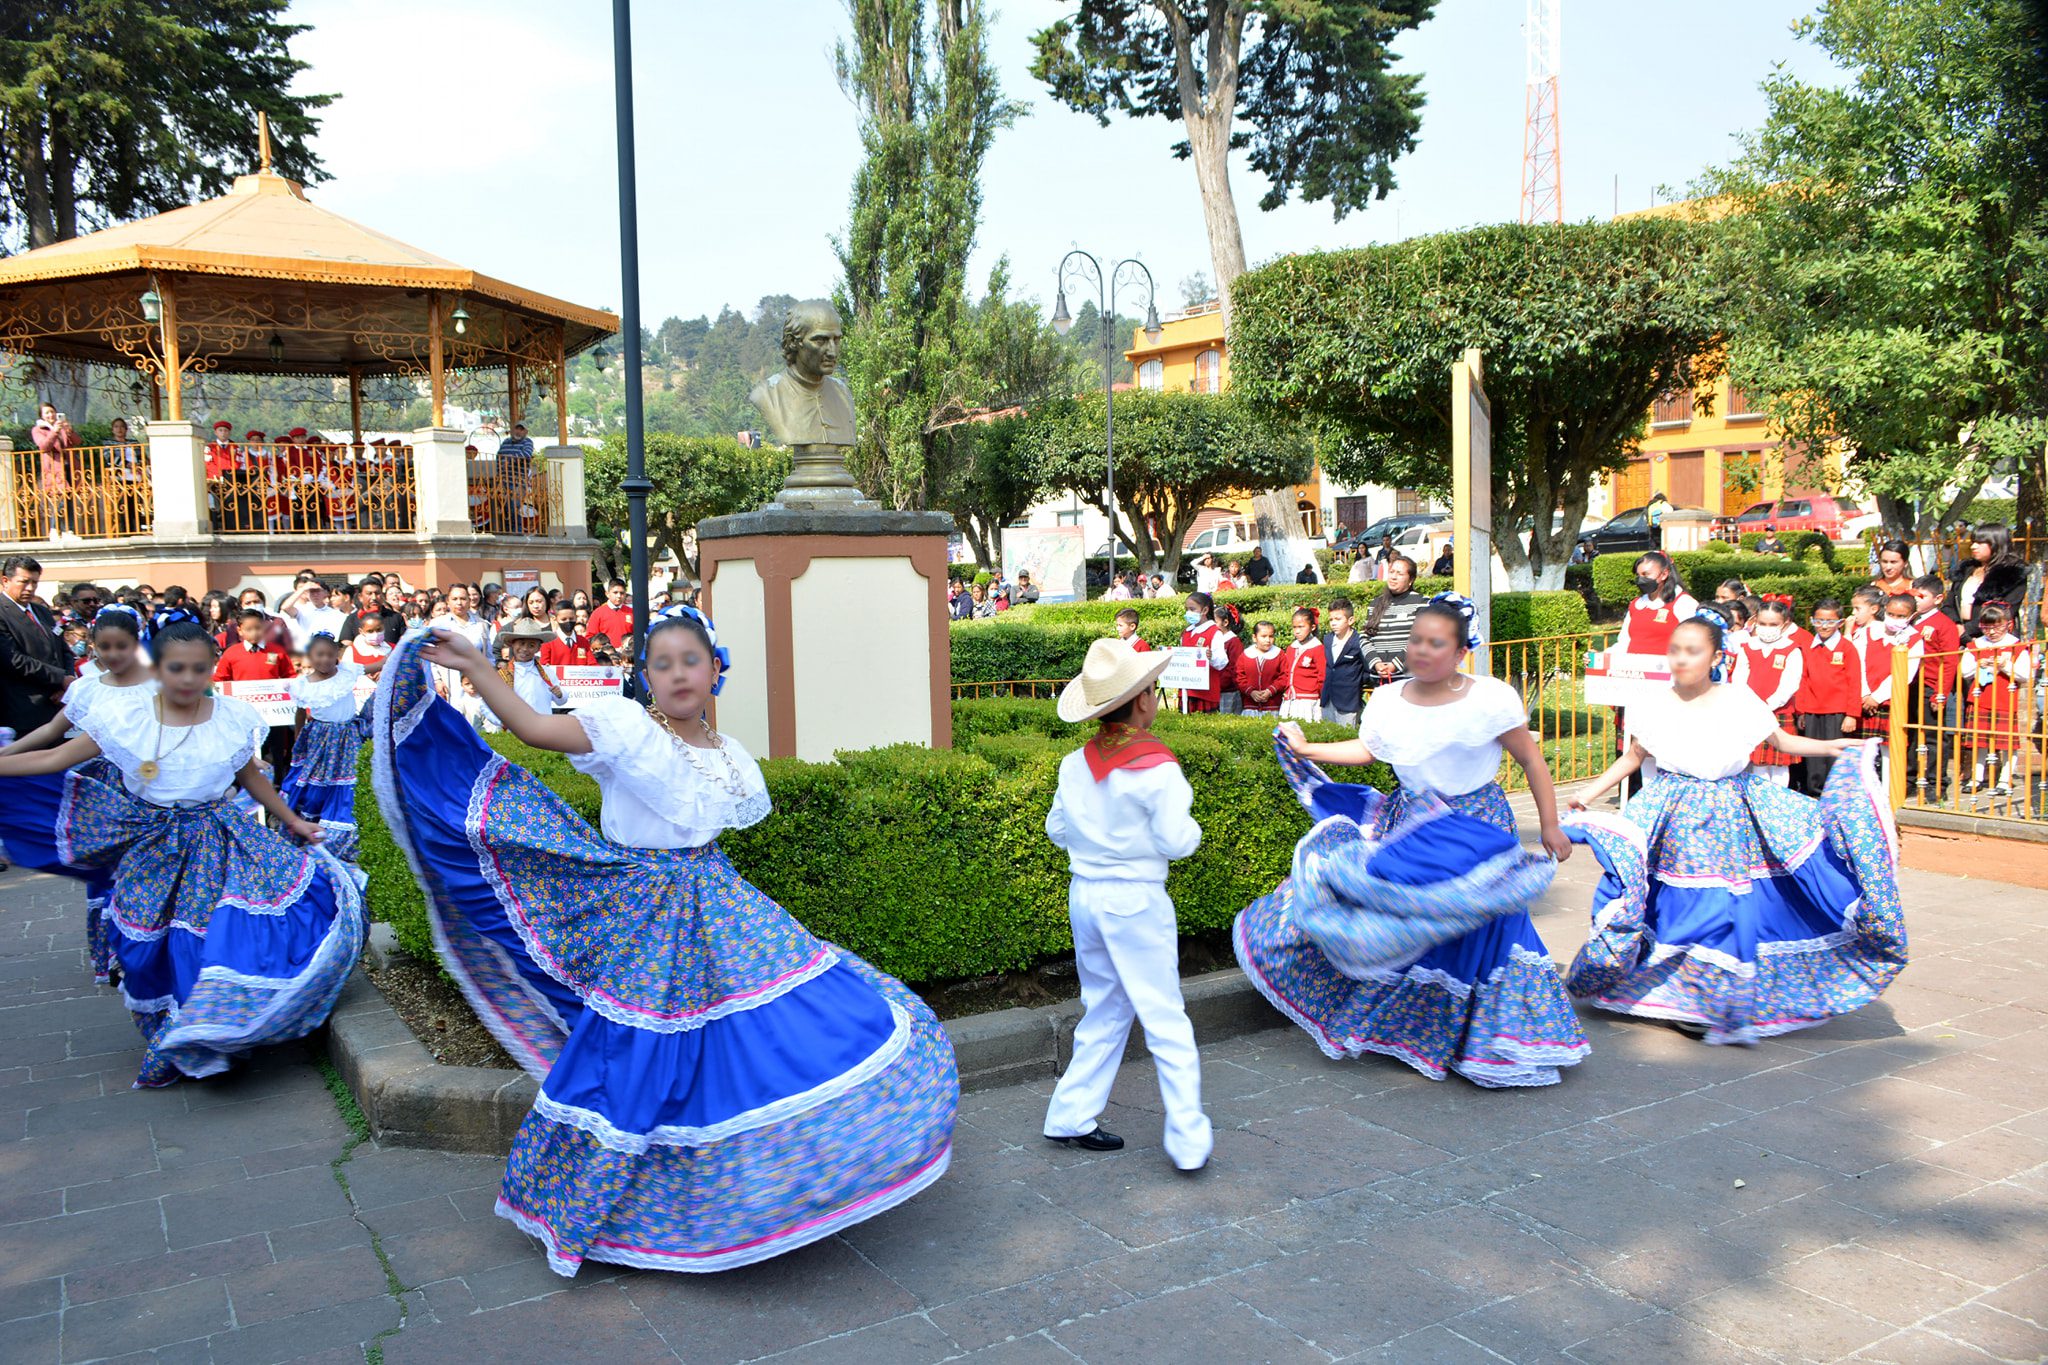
[1,605,157,987]
[388,607,957,1277]
[281,633,369,861]
[0,621,364,1087]
[1235,595,1590,1087]
[1564,608,1906,1043]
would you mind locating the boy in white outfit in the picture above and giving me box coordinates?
[1043,639,1214,1172]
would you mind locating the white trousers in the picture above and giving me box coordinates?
[1044,878,1214,1170]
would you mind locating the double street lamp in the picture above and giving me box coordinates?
[1051,251,1161,588]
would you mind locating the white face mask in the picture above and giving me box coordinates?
[1884,618,1913,638]
[1755,625,1782,644]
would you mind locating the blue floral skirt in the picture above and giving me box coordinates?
[0,768,366,1087]
[369,633,958,1277]
[1234,739,1586,1087]
[78,757,119,987]
[1565,742,1907,1044]
[280,713,368,861]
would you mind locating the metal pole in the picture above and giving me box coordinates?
[612,0,652,663]
[1101,270,1115,587]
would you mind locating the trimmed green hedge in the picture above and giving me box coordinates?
[1589,550,1816,606]
[1746,572,1875,618]
[355,702,1390,985]
[954,583,1589,683]
[1736,531,1838,566]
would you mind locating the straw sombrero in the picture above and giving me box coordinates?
[502,618,554,641]
[1057,636,1175,724]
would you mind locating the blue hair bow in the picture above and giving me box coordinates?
[1428,591,1484,651]
[1688,604,1731,681]
[645,603,731,696]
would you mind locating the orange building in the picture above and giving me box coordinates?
[1121,305,1365,541]
[1603,369,1837,519]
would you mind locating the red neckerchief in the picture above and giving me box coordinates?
[1084,723,1177,783]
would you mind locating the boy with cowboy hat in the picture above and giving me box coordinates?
[1043,638,1214,1172]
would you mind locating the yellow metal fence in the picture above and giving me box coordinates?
[213,443,417,535]
[6,446,153,540]
[1889,645,2045,828]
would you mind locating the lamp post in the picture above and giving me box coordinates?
[1051,251,1161,590]
[612,0,652,659]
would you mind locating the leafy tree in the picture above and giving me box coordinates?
[584,433,788,579]
[1179,270,1215,309]
[656,315,710,368]
[1057,297,1136,388]
[836,0,1019,509]
[926,263,1085,567]
[1229,220,1732,589]
[1024,389,1312,574]
[1701,0,2048,540]
[0,2,330,250]
[1031,1,1434,317]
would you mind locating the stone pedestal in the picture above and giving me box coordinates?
[698,505,956,762]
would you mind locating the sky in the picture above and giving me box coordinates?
[284,0,1842,325]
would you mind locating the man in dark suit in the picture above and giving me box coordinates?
[0,554,71,735]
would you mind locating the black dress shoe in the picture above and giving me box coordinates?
[1046,1128,1124,1152]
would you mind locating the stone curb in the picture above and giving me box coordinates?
[328,924,1285,1155]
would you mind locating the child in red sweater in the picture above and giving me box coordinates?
[1794,598,1860,796]
[214,608,296,782]
[1113,608,1152,653]
[1279,607,1326,722]
[1908,574,1962,797]
[1235,620,1285,717]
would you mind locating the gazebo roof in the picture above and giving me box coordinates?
[0,170,613,338]
[0,161,616,387]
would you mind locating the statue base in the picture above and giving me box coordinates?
[698,506,956,761]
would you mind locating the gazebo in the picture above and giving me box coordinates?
[0,119,619,597]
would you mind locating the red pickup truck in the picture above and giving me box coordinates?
[1717,495,1861,541]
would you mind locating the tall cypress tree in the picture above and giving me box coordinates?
[835,0,1018,509]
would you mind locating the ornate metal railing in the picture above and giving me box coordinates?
[5,445,153,540]
[467,455,557,536]
[211,442,417,535]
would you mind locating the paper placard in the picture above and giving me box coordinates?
[554,665,623,710]
[1582,651,1675,708]
[221,680,297,726]
[1160,646,1211,691]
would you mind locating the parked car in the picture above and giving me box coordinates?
[1576,502,1711,558]
[1335,513,1443,557]
[1713,495,1862,542]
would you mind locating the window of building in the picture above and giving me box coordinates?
[1193,349,1222,394]
[1727,385,1764,421]
[1395,488,1428,515]
[1138,359,1164,392]
[1651,389,1694,428]
[1055,510,1082,527]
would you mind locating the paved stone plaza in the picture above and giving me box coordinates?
[3,847,2046,1365]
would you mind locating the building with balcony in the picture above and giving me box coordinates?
[0,137,613,600]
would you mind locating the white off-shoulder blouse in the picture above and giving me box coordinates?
[1359,675,1531,797]
[568,697,771,849]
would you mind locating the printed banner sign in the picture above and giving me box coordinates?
[1582,651,1674,708]
[1160,646,1211,691]
[555,665,624,710]
[221,680,296,726]
[502,568,540,600]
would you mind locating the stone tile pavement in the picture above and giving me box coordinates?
[2,849,2047,1364]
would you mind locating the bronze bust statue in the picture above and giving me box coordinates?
[751,300,869,505]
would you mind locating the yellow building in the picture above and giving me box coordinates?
[1605,369,1837,518]
[1605,198,1838,518]
[1121,305,1334,540]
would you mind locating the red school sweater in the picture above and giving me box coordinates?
[1794,633,1862,718]
[1285,640,1326,701]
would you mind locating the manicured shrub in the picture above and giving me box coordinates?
[1737,530,1837,566]
[1746,572,1874,619]
[1590,551,1812,606]
[357,702,1392,985]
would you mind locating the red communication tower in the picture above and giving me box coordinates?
[1520,0,1563,224]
